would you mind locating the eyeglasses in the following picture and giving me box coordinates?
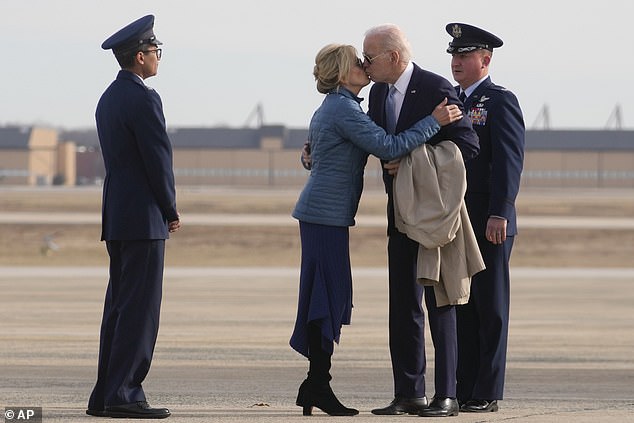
[355,57,364,68]
[362,51,389,64]
[143,48,162,60]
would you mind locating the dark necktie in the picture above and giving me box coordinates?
[385,86,398,134]
[459,91,467,103]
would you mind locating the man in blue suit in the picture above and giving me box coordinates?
[87,14,180,419]
[363,24,479,418]
[444,23,525,413]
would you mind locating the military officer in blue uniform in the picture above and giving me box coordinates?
[87,14,180,419]
[445,23,525,413]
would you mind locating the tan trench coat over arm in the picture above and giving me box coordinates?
[393,140,485,306]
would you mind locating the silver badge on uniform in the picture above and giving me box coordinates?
[452,24,462,38]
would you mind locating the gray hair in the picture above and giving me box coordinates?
[364,23,412,63]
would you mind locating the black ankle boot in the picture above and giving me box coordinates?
[297,323,359,416]
[296,379,359,416]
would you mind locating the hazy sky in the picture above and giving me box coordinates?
[1,0,632,130]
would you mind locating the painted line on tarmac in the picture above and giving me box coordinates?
[1,266,633,279]
[2,212,634,229]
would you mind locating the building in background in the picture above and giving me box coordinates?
[1,125,633,188]
[523,130,634,188]
[0,126,75,186]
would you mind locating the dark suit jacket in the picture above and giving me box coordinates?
[96,70,178,241]
[368,63,479,233]
[458,76,525,236]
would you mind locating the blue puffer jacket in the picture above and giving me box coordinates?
[292,87,441,227]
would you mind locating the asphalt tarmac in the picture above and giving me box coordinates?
[1,266,633,422]
[3,211,634,229]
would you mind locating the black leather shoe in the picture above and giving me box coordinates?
[418,397,459,417]
[104,401,171,419]
[460,399,498,412]
[371,397,428,415]
[85,409,107,417]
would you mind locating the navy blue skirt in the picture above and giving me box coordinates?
[290,221,353,357]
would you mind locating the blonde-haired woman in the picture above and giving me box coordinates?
[289,43,463,416]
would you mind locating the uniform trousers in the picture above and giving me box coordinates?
[456,235,513,401]
[88,239,165,409]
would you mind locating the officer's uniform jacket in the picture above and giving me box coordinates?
[459,76,525,236]
[96,70,178,241]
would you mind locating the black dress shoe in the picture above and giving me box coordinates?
[85,409,107,417]
[418,397,459,417]
[104,401,171,419]
[371,397,428,415]
[460,399,498,412]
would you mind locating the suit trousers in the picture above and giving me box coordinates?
[388,229,457,399]
[456,235,514,401]
[88,239,166,409]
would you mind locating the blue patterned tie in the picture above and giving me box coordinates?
[385,85,398,134]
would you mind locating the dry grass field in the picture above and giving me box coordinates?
[1,186,633,268]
